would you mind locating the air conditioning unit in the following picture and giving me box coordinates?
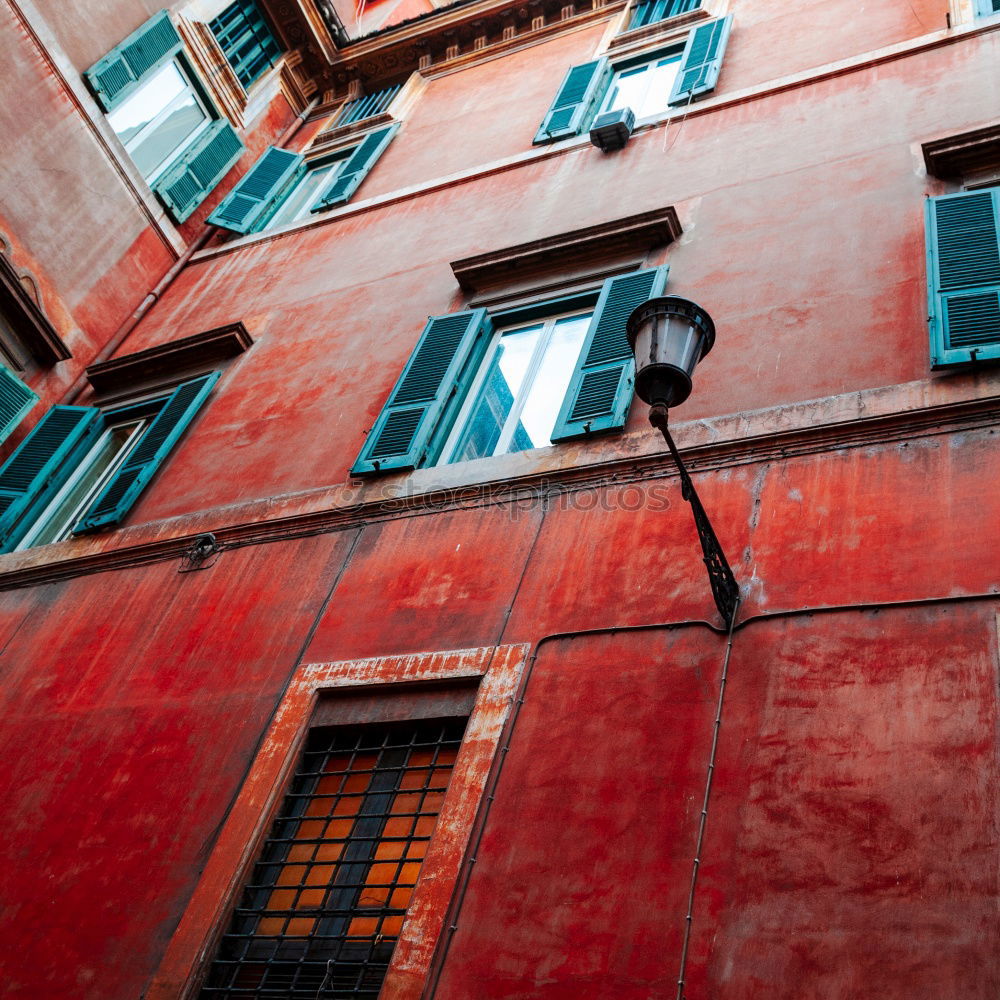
[589,107,636,152]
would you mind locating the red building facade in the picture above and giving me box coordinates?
[1,0,998,996]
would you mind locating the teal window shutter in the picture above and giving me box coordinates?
[551,266,669,442]
[84,10,183,112]
[629,0,700,29]
[208,147,304,233]
[0,407,103,551]
[312,125,399,211]
[926,190,1000,369]
[351,310,493,475]
[0,365,38,444]
[153,121,245,222]
[668,15,733,104]
[74,373,220,534]
[209,0,282,89]
[534,60,611,144]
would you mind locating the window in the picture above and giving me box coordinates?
[209,127,398,235]
[210,0,282,90]
[925,188,1000,369]
[0,373,218,552]
[598,51,684,120]
[198,716,466,999]
[262,153,352,228]
[107,60,214,184]
[441,309,594,463]
[85,10,244,221]
[629,0,700,30]
[351,267,669,476]
[0,361,37,446]
[976,0,1000,17]
[533,15,732,144]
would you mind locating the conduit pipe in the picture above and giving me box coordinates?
[60,96,320,405]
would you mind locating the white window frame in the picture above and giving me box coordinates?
[439,306,594,464]
[599,49,684,121]
[110,58,215,184]
[263,153,352,229]
[15,417,147,550]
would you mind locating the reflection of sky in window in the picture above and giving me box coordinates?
[268,160,346,227]
[109,63,187,139]
[450,313,592,463]
[516,315,590,445]
[606,56,681,117]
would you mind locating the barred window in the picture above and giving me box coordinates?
[199,716,466,999]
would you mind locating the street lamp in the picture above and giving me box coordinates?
[627,296,740,628]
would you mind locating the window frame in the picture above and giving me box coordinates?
[108,57,217,184]
[596,47,685,123]
[438,300,598,465]
[256,149,354,231]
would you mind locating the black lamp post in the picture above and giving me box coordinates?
[626,296,740,628]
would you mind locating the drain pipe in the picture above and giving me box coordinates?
[60,96,320,405]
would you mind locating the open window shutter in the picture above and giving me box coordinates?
[926,190,1000,369]
[351,310,493,475]
[313,125,399,210]
[551,266,669,442]
[153,121,245,222]
[534,60,611,144]
[0,407,102,550]
[669,15,733,104]
[0,366,38,445]
[74,373,219,534]
[208,147,304,233]
[84,10,183,112]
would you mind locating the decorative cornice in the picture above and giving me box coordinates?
[922,121,1000,179]
[450,208,682,294]
[3,384,1000,591]
[0,246,71,365]
[86,323,253,395]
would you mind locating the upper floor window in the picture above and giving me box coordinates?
[209,0,282,90]
[107,60,213,184]
[350,267,670,476]
[209,126,398,235]
[925,188,1000,369]
[0,373,219,552]
[533,15,732,144]
[441,309,594,464]
[599,51,684,120]
[85,10,244,221]
[629,0,700,30]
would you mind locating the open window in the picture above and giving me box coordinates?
[85,10,244,221]
[533,14,732,144]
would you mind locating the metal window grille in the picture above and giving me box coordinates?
[629,0,700,29]
[210,0,282,90]
[199,717,466,999]
[332,84,403,127]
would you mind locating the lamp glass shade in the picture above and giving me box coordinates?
[626,296,716,407]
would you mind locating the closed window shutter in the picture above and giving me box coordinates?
[926,190,1000,369]
[0,365,38,445]
[551,266,669,442]
[668,15,733,104]
[208,147,304,233]
[152,121,245,222]
[312,125,399,211]
[534,60,611,144]
[0,406,102,551]
[84,10,183,112]
[351,310,493,475]
[74,373,220,535]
